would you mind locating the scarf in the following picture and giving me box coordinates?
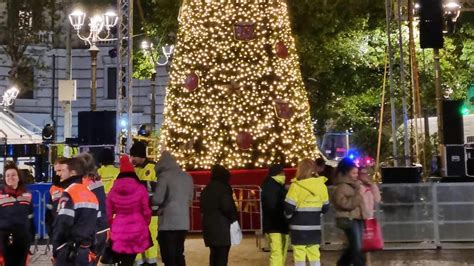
[3,185,23,197]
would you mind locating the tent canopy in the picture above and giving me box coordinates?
[399,114,474,142]
[0,111,42,144]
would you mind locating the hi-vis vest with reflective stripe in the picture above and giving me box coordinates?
[0,191,34,232]
[284,177,329,245]
[47,185,64,212]
[63,183,99,213]
[54,183,99,249]
[97,165,119,193]
[0,192,32,205]
[50,185,64,202]
[57,183,99,219]
[135,162,156,182]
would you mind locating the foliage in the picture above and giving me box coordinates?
[1,0,51,90]
[132,0,181,79]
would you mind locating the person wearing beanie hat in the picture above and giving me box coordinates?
[200,164,238,266]
[261,164,289,266]
[130,142,156,186]
[97,148,119,194]
[106,155,152,266]
[130,141,147,159]
[130,141,159,266]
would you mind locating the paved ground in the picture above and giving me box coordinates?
[29,235,474,266]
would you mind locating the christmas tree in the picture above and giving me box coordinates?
[160,0,318,170]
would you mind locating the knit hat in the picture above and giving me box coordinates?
[120,155,135,173]
[130,141,147,158]
[268,164,285,177]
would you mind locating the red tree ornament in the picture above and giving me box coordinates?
[236,131,253,150]
[274,99,294,119]
[234,22,256,41]
[275,41,289,58]
[184,73,199,92]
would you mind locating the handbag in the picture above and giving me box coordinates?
[362,218,384,251]
[230,221,242,246]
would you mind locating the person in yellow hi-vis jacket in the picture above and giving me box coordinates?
[97,148,119,194]
[130,141,159,266]
[284,159,330,266]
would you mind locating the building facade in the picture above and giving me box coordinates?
[0,0,168,141]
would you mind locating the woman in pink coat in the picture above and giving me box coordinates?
[357,167,381,219]
[106,155,152,266]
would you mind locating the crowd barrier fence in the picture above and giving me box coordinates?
[322,183,474,250]
[28,182,474,250]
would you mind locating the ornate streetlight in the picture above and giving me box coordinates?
[69,9,118,111]
[141,40,174,131]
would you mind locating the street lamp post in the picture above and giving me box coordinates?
[69,10,118,111]
[141,40,174,131]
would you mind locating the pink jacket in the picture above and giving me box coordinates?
[359,183,381,219]
[106,176,152,254]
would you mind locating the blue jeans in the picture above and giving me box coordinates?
[337,218,365,266]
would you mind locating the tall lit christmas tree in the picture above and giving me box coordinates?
[160,0,318,170]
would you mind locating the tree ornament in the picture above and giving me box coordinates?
[234,22,256,41]
[275,41,289,58]
[184,72,199,92]
[236,131,253,150]
[274,99,294,119]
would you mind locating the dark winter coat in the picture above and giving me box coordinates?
[200,165,238,247]
[261,176,289,234]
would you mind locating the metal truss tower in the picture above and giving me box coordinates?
[117,0,133,153]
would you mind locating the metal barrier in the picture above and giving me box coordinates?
[322,183,474,250]
[27,184,52,240]
[29,190,43,237]
[30,181,474,249]
[190,185,262,232]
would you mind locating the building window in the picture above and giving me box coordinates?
[106,67,117,99]
[16,66,34,99]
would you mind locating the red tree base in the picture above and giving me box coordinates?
[188,168,297,186]
[187,168,296,232]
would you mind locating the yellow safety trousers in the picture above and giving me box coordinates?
[293,244,320,266]
[136,216,159,264]
[267,233,289,266]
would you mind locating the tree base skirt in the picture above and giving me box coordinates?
[188,168,296,232]
[189,168,297,186]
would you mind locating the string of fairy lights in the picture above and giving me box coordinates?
[160,0,318,170]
